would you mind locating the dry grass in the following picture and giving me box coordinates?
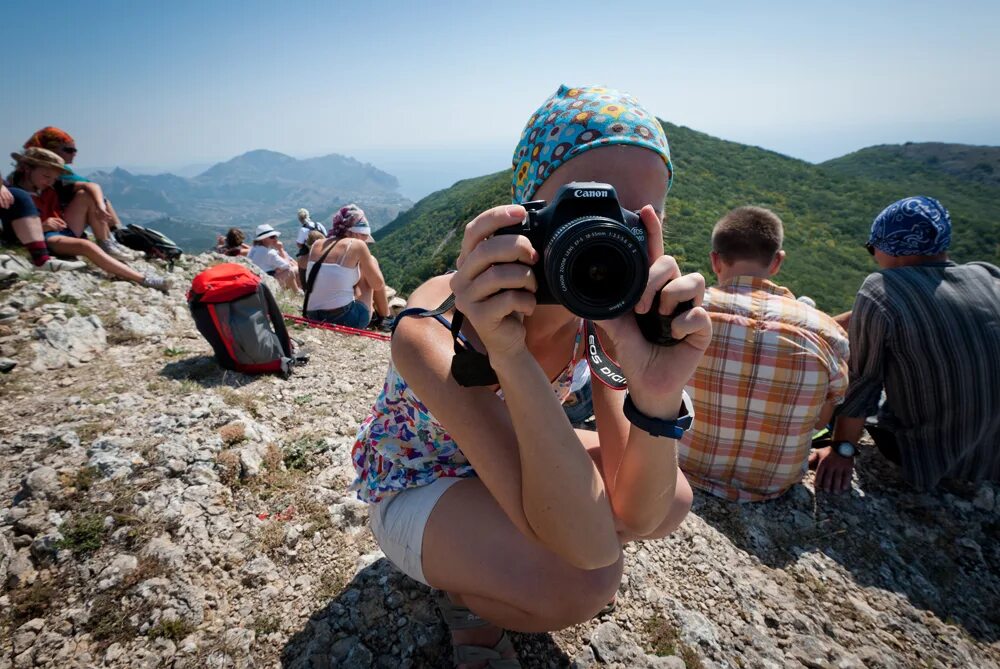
[85,557,166,647]
[217,450,242,488]
[218,421,246,445]
[218,387,259,417]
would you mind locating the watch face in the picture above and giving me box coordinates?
[835,441,856,458]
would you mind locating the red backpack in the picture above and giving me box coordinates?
[188,264,294,376]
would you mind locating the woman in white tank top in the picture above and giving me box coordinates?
[304,204,389,329]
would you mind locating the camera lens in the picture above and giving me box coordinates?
[544,217,648,320]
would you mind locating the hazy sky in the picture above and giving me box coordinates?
[4,0,999,189]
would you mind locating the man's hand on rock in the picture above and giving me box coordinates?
[809,446,854,494]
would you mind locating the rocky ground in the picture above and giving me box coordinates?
[0,251,998,669]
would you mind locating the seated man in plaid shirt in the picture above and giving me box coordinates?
[678,207,850,501]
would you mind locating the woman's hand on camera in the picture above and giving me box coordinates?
[451,205,538,360]
[599,206,712,410]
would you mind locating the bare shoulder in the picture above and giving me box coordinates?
[390,275,455,374]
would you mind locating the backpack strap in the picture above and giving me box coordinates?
[302,239,340,316]
[260,282,294,360]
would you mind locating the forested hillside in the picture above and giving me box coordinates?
[375,125,999,313]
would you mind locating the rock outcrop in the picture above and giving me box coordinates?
[1,252,998,668]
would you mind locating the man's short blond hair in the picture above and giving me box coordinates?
[712,206,784,266]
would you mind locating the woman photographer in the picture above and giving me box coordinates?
[351,85,711,668]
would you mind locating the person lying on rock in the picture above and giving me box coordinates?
[22,126,138,262]
[304,205,389,328]
[1,168,86,272]
[6,148,170,292]
[248,224,301,292]
[815,196,1000,493]
[350,85,709,668]
[677,206,850,502]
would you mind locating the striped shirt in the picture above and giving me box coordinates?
[839,261,1000,489]
[679,277,850,502]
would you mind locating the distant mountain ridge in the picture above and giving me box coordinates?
[374,130,999,313]
[94,150,411,251]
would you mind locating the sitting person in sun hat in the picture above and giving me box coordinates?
[22,126,137,261]
[248,223,301,292]
[4,148,170,291]
[1,166,86,272]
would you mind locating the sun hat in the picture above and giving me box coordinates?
[254,224,281,241]
[512,85,673,203]
[868,196,952,257]
[10,147,71,174]
[330,204,374,243]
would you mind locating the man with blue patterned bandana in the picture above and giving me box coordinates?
[813,196,1000,493]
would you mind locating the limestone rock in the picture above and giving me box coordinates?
[30,314,107,371]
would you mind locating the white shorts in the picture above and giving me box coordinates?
[369,477,463,586]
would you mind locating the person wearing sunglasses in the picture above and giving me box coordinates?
[814,196,1000,494]
[22,127,137,261]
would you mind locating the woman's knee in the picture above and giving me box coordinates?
[521,558,622,628]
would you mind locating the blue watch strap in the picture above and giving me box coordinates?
[622,391,694,439]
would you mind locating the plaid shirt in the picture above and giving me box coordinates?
[679,277,850,502]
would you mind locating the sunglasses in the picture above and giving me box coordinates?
[62,147,78,154]
[865,243,875,256]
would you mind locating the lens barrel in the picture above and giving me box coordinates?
[543,216,648,320]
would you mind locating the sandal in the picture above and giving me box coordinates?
[436,592,522,669]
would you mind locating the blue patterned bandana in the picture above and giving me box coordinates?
[512,85,673,203]
[868,196,952,256]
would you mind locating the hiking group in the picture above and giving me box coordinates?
[0,127,172,292]
[219,203,393,331]
[4,86,999,669]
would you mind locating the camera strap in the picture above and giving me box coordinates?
[584,320,628,391]
[391,293,500,387]
[393,296,629,391]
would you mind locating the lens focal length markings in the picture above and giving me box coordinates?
[545,216,648,320]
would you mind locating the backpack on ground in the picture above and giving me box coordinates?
[188,263,295,377]
[114,224,183,269]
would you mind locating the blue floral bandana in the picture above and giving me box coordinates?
[512,85,673,203]
[869,196,952,256]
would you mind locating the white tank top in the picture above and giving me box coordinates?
[306,240,362,311]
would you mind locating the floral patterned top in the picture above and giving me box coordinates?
[351,320,584,503]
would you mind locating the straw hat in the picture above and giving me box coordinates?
[10,147,71,173]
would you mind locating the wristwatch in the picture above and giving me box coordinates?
[622,391,694,439]
[834,441,857,458]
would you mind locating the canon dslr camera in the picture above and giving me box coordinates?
[495,182,690,344]
[495,182,648,320]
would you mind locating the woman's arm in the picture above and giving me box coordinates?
[358,247,390,317]
[393,278,620,570]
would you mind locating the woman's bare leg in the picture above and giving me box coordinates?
[420,427,688,658]
[46,236,143,283]
[62,191,111,241]
[275,267,301,292]
[10,216,44,244]
[421,478,623,634]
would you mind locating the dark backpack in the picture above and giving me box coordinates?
[114,224,183,269]
[188,263,294,377]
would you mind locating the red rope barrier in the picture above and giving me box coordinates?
[283,314,391,342]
